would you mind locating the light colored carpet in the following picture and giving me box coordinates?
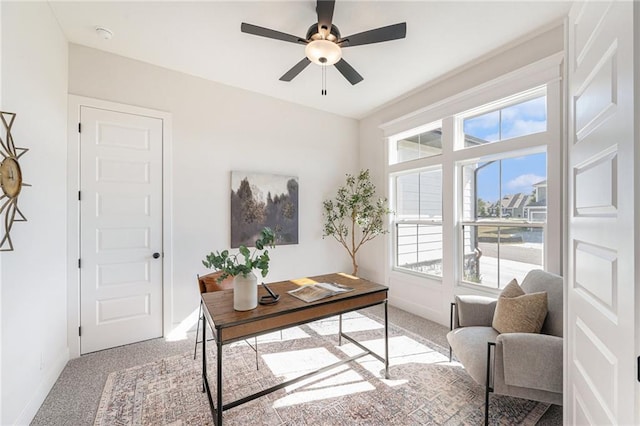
[93,311,549,425]
[31,305,562,425]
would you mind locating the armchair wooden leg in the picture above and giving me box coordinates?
[485,342,496,426]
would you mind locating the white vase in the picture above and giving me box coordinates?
[233,272,258,311]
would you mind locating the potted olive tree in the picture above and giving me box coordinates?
[202,227,275,311]
[322,169,391,276]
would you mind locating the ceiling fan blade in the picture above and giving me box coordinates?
[334,58,363,85]
[339,22,407,47]
[316,0,335,37]
[279,58,312,81]
[241,23,307,45]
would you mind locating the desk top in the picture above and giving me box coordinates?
[201,273,388,342]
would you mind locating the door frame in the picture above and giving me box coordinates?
[66,95,173,358]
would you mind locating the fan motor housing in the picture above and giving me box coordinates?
[306,23,341,42]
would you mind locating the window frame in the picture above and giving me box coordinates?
[391,165,444,279]
[382,52,563,294]
[457,147,548,289]
[388,120,443,168]
[456,86,548,150]
[454,91,551,290]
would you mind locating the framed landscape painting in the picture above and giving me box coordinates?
[230,171,299,248]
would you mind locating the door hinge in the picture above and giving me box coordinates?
[79,326,82,337]
[637,356,639,382]
[78,191,81,201]
[78,122,81,133]
[78,259,81,268]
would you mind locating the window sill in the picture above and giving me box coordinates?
[391,267,443,283]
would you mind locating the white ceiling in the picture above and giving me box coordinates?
[49,1,571,119]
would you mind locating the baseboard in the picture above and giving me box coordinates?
[389,296,448,327]
[14,347,69,426]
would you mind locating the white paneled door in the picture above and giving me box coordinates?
[79,106,163,354]
[566,1,637,424]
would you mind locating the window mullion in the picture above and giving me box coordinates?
[497,226,501,289]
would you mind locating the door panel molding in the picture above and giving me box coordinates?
[573,146,617,217]
[573,0,613,68]
[67,95,173,358]
[573,239,618,320]
[566,1,637,424]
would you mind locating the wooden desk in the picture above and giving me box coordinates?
[201,273,389,425]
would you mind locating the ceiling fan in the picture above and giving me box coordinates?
[240,0,406,91]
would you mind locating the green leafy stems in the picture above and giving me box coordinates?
[202,227,276,282]
[322,169,392,276]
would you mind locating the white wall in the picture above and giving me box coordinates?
[0,2,69,425]
[68,44,359,335]
[358,24,564,325]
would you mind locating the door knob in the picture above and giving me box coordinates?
[152,252,161,259]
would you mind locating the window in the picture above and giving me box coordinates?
[463,93,547,147]
[461,152,546,288]
[387,77,558,291]
[389,125,442,165]
[394,168,443,277]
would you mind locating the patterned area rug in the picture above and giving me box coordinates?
[94,312,548,425]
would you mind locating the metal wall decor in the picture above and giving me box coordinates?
[0,111,29,251]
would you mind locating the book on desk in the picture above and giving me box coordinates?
[287,282,354,303]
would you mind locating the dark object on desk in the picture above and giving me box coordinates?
[259,282,280,305]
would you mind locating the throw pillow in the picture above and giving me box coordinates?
[500,278,525,298]
[492,279,548,334]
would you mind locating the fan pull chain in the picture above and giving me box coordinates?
[321,64,327,96]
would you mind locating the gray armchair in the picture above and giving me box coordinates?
[446,269,563,425]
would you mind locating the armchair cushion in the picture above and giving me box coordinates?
[447,326,499,385]
[455,295,497,327]
[521,269,563,337]
[497,333,563,394]
[492,283,548,334]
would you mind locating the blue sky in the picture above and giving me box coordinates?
[464,96,547,202]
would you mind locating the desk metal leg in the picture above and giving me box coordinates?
[338,314,343,345]
[217,338,223,426]
[202,313,217,423]
[202,313,206,393]
[384,300,390,379]
[336,301,390,380]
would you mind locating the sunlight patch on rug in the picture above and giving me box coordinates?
[94,312,549,425]
[307,312,384,336]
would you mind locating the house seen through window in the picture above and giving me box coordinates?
[461,152,546,288]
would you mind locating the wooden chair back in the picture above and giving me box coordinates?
[198,271,234,295]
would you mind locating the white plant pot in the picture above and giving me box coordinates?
[233,272,258,311]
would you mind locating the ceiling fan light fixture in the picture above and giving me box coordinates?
[305,40,341,65]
